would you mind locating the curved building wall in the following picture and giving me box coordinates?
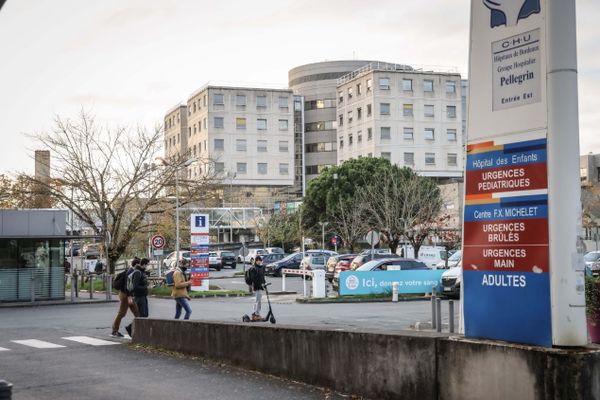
[289,60,376,182]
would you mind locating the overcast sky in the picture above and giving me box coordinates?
[0,0,598,174]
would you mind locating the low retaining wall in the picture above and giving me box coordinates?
[133,319,600,400]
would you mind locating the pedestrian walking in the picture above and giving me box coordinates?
[111,257,140,338]
[250,256,266,321]
[123,258,150,337]
[172,260,192,320]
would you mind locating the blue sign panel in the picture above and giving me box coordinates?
[338,270,444,296]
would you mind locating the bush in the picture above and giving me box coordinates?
[585,275,600,319]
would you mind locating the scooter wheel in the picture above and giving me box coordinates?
[270,316,276,324]
[242,315,250,323]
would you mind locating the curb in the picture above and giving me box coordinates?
[295,296,431,304]
[150,293,252,299]
[0,299,118,308]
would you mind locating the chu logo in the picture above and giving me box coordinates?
[483,0,541,28]
[345,275,359,291]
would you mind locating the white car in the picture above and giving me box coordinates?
[163,250,191,268]
[208,252,221,270]
[300,250,338,272]
[435,250,462,269]
[440,264,462,298]
[239,249,268,264]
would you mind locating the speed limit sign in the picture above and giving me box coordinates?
[151,234,165,249]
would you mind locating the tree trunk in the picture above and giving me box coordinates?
[388,238,399,255]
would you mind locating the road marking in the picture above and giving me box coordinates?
[62,336,120,346]
[11,339,66,349]
[0,347,9,351]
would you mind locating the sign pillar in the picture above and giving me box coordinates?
[463,0,585,347]
[190,214,210,291]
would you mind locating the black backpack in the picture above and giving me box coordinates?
[112,268,128,291]
[244,266,256,285]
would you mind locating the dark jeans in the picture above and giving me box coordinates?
[175,297,192,320]
[135,296,148,318]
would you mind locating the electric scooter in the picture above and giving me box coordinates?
[242,282,276,324]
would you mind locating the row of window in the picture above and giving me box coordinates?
[379,152,458,167]
[188,94,292,115]
[305,142,336,153]
[304,98,337,111]
[165,112,181,130]
[213,162,290,176]
[305,164,334,175]
[214,139,289,153]
[339,103,457,126]
[339,78,457,103]
[339,127,458,147]
[305,120,337,132]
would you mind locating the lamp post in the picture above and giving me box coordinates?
[156,157,196,270]
[318,222,329,249]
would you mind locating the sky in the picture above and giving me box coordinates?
[0,0,599,174]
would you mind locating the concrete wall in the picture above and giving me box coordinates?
[133,319,600,400]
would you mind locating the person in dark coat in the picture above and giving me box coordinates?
[251,256,266,321]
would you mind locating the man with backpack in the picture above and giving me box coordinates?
[111,257,140,338]
[171,259,192,320]
[124,257,150,336]
[249,256,266,321]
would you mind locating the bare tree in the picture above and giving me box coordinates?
[327,197,367,253]
[22,112,219,273]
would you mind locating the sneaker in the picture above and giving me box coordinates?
[111,331,124,338]
[251,313,263,322]
[125,324,132,337]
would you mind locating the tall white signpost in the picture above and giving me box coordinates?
[190,214,210,291]
[463,0,586,347]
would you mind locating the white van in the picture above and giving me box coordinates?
[435,250,462,269]
[396,245,446,268]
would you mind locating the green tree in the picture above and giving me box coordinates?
[266,212,301,252]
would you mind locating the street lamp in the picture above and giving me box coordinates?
[318,221,329,249]
[155,157,196,270]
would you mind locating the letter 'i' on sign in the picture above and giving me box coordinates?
[463,0,586,347]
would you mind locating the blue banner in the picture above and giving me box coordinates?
[339,270,444,295]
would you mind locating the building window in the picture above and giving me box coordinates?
[257,118,267,130]
[279,141,288,152]
[193,102,197,112]
[347,110,353,124]
[257,95,267,108]
[357,83,362,95]
[404,152,415,165]
[305,99,336,110]
[367,104,372,117]
[379,77,390,90]
[338,91,344,103]
[236,139,247,152]
[381,152,391,161]
[278,119,289,130]
[367,128,372,141]
[380,103,391,115]
[339,138,344,149]
[294,99,302,111]
[402,79,413,91]
[339,114,343,127]
[213,93,224,105]
[215,162,225,173]
[403,104,413,117]
[257,163,268,175]
[347,133,353,146]
[213,139,223,151]
[447,105,457,118]
[193,125,197,134]
[237,162,247,174]
[424,80,434,92]
[279,163,289,175]
[380,127,391,140]
[424,128,435,140]
[236,94,246,106]
[236,117,247,129]
[214,117,224,128]
[357,131,362,143]
[347,87,353,100]
[425,152,436,165]
[446,81,456,93]
[188,127,192,137]
[424,104,434,117]
[403,127,414,140]
[448,153,458,166]
[447,129,457,141]
[203,118,207,129]
[357,107,362,120]
[368,152,372,157]
[278,96,289,109]
[366,79,372,92]
[257,140,268,152]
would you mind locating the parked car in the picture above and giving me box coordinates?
[260,252,286,266]
[435,250,462,269]
[350,253,400,270]
[333,257,428,290]
[300,253,328,271]
[216,250,237,269]
[585,251,600,274]
[208,252,222,270]
[82,243,101,258]
[265,247,285,254]
[441,265,462,298]
[326,254,357,283]
[163,250,191,268]
[265,250,336,277]
[238,248,268,264]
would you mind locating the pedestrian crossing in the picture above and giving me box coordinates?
[0,335,123,352]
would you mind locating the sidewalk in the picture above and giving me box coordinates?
[0,291,118,308]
